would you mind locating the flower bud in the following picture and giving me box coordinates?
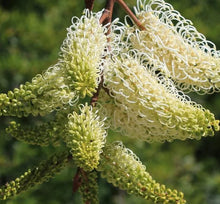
[65,104,107,171]
[98,142,186,203]
[0,151,69,200]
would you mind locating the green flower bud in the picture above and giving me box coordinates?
[0,151,69,200]
[79,170,99,204]
[129,0,220,94]
[6,120,62,146]
[98,142,186,203]
[65,104,107,171]
[0,10,107,117]
[60,9,107,98]
[0,63,77,117]
[5,106,74,145]
[100,52,219,142]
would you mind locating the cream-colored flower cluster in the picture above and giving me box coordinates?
[1,1,220,203]
[59,10,107,98]
[99,50,219,142]
[0,10,107,117]
[127,0,220,94]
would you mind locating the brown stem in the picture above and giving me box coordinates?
[90,75,103,107]
[99,0,115,26]
[73,167,82,193]
[91,0,115,106]
[116,0,145,30]
[92,0,144,106]
[85,0,95,10]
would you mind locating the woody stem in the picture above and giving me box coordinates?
[85,0,95,10]
[99,0,115,25]
[116,0,145,30]
[91,0,115,106]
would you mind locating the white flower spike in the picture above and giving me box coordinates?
[129,0,220,94]
[100,50,219,142]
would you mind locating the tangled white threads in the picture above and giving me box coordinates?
[59,9,108,97]
[128,0,220,94]
[37,63,77,110]
[99,48,218,142]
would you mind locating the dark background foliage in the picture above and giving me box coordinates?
[0,0,220,203]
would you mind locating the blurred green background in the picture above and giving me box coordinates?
[0,0,220,203]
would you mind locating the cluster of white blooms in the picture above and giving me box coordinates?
[127,0,220,94]
[99,49,219,142]
[0,10,107,117]
[59,9,108,98]
[1,1,220,203]
[96,0,220,142]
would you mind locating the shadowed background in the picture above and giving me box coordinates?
[0,0,220,203]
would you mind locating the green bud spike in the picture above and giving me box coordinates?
[5,109,71,146]
[98,142,186,204]
[6,120,62,146]
[0,63,77,117]
[79,170,99,204]
[0,151,70,200]
[65,104,106,171]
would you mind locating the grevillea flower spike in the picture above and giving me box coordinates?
[59,10,108,98]
[0,10,107,117]
[99,50,219,142]
[0,0,219,203]
[65,104,107,171]
[98,142,186,203]
[128,0,220,94]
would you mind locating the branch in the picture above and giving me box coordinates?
[99,0,115,25]
[85,0,95,10]
[116,0,145,30]
[73,167,82,193]
[90,75,104,107]
[91,0,145,106]
[91,0,115,106]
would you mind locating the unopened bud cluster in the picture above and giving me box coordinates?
[65,104,107,171]
[79,171,99,204]
[0,151,69,200]
[98,142,186,203]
